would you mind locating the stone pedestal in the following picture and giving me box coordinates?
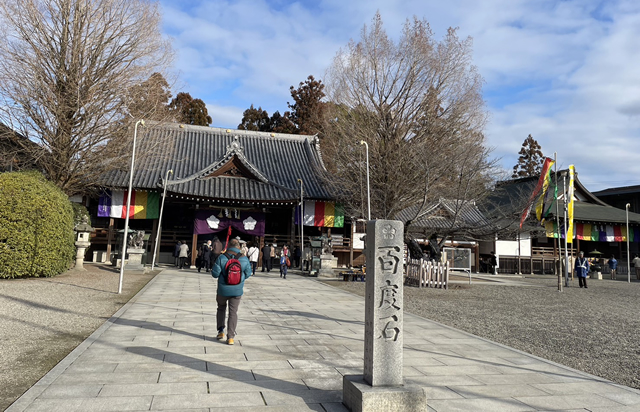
[124,248,145,271]
[343,376,427,412]
[317,254,338,278]
[343,220,427,412]
[591,271,602,280]
[74,241,90,271]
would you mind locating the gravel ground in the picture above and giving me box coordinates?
[323,275,640,390]
[0,264,157,411]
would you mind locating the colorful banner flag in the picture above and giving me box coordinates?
[535,158,556,221]
[98,189,159,219]
[566,165,575,243]
[520,157,555,229]
[297,201,344,228]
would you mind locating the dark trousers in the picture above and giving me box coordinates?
[179,257,187,268]
[280,263,288,278]
[262,257,271,272]
[250,261,257,275]
[216,295,242,338]
[578,276,588,288]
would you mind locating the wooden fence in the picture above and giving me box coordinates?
[405,259,450,289]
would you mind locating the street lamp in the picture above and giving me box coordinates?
[358,140,371,220]
[118,119,145,294]
[297,178,304,271]
[626,203,631,283]
[151,169,173,270]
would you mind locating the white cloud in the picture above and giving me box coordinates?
[160,0,640,190]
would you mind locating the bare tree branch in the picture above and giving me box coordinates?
[0,0,174,195]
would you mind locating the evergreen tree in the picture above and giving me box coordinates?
[288,75,326,136]
[169,92,212,126]
[269,110,297,134]
[512,135,544,178]
[238,104,271,131]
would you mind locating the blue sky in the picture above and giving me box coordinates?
[159,0,640,191]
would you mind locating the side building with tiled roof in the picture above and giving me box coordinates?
[90,123,353,268]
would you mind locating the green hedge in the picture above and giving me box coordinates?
[0,171,75,278]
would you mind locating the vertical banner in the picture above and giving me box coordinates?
[566,165,575,244]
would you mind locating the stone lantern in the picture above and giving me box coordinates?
[74,216,94,271]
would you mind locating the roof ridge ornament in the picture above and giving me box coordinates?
[226,136,244,156]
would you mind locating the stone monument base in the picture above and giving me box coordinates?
[342,375,427,412]
[590,271,602,280]
[124,248,146,271]
[317,254,339,278]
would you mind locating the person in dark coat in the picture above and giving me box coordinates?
[197,241,211,272]
[211,236,223,264]
[293,244,301,268]
[575,251,590,288]
[261,243,272,272]
[203,240,213,271]
[174,241,181,267]
[211,239,252,345]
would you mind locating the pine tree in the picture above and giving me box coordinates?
[512,135,544,178]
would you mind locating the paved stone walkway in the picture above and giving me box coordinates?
[8,269,640,412]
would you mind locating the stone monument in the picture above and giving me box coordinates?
[317,235,338,278]
[124,230,146,271]
[343,220,427,412]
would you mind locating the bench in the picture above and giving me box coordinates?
[339,270,366,281]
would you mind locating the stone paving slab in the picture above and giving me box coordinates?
[7,268,640,412]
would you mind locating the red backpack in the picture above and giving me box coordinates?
[223,252,243,285]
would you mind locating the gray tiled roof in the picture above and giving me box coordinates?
[99,123,333,202]
[396,199,490,231]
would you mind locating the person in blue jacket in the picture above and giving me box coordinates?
[575,251,590,288]
[607,255,618,280]
[211,238,252,345]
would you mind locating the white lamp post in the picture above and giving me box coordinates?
[118,119,145,294]
[626,203,631,283]
[151,169,173,270]
[297,178,304,271]
[359,140,371,220]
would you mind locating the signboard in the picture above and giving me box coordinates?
[444,247,471,272]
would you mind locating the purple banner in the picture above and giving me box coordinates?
[97,189,112,217]
[193,210,265,236]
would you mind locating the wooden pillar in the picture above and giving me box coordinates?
[191,233,198,267]
[258,236,264,269]
[289,206,295,246]
[106,218,115,260]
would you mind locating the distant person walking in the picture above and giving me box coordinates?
[211,236,223,264]
[211,239,252,345]
[280,245,290,279]
[293,244,301,268]
[178,241,189,269]
[575,251,590,288]
[247,242,259,275]
[633,254,640,280]
[174,241,181,267]
[607,255,618,280]
[489,251,498,275]
[261,243,271,272]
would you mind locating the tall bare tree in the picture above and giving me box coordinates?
[323,13,495,228]
[0,0,173,195]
